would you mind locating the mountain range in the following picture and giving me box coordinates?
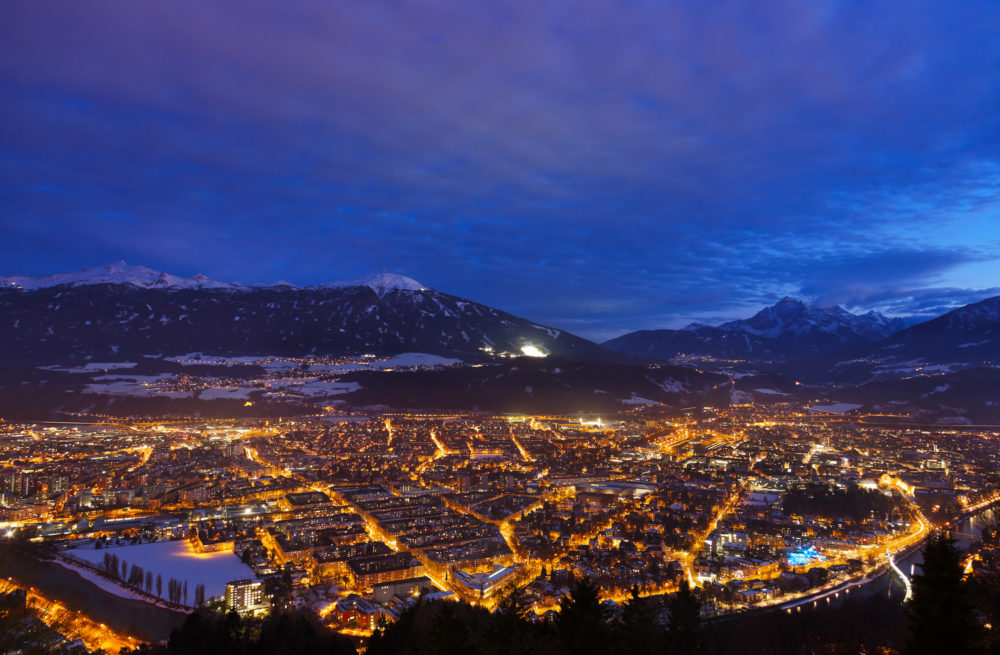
[0,264,611,364]
[603,297,906,362]
[2,263,999,421]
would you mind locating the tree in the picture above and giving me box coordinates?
[145,570,153,594]
[129,564,142,587]
[156,574,162,599]
[619,584,662,655]
[489,585,537,654]
[426,600,471,655]
[497,585,532,624]
[906,533,979,655]
[666,579,702,655]
[556,576,607,655]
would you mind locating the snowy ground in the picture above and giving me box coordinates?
[39,362,138,373]
[163,352,460,371]
[377,353,461,368]
[261,378,361,397]
[199,387,253,400]
[621,394,658,405]
[67,540,254,605]
[84,375,187,397]
[55,558,165,605]
[755,388,791,396]
[69,352,458,401]
[808,403,863,414]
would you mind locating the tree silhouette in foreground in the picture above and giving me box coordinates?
[906,533,979,655]
[620,584,664,655]
[556,576,608,655]
[666,579,702,655]
[120,608,357,655]
[366,581,915,655]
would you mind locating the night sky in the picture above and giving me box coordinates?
[2,1,1000,340]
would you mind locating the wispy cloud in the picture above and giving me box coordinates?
[1,0,999,339]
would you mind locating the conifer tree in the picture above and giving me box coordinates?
[556,576,607,655]
[906,533,979,655]
[667,579,702,655]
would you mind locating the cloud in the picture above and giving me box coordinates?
[1,0,1000,338]
[845,286,1000,324]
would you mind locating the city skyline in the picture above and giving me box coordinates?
[4,2,1000,653]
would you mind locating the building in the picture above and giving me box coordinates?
[346,552,425,591]
[224,579,268,617]
[453,564,522,602]
[372,576,436,603]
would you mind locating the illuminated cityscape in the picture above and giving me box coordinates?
[2,398,999,651]
[4,1,1000,653]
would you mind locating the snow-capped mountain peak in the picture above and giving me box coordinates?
[0,263,241,291]
[717,298,903,340]
[323,271,428,297]
[604,297,906,362]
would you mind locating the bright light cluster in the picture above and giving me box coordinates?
[520,344,547,357]
[787,545,826,567]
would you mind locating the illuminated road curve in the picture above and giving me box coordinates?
[887,550,913,601]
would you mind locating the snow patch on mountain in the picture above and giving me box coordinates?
[322,272,427,296]
[754,388,790,396]
[647,376,685,393]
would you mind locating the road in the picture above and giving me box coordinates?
[0,578,141,652]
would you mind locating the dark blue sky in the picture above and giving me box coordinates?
[2,1,1000,340]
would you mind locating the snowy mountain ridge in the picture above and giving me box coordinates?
[0,263,242,291]
[603,297,906,362]
[0,265,615,364]
[719,297,905,340]
[0,263,429,296]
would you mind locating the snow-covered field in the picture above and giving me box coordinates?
[199,387,253,400]
[163,352,460,371]
[808,403,863,414]
[67,540,254,605]
[40,362,138,373]
[64,352,459,401]
[622,394,658,405]
[55,558,158,604]
[84,376,184,397]
[754,388,790,396]
[378,353,461,368]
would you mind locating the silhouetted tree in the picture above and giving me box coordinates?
[619,585,663,655]
[556,576,607,655]
[426,601,471,655]
[667,579,702,655]
[906,533,979,655]
[497,584,532,624]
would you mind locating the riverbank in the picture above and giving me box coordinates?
[0,546,189,643]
